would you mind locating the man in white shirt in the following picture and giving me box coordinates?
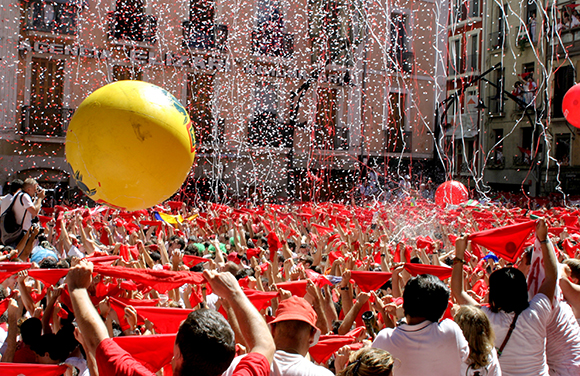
[372,274,469,376]
[12,178,45,232]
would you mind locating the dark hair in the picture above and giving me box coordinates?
[488,268,529,314]
[9,179,24,194]
[175,309,236,376]
[170,235,186,250]
[563,259,580,281]
[20,317,42,345]
[184,243,199,256]
[287,240,296,252]
[39,258,58,269]
[403,274,450,322]
[150,251,161,263]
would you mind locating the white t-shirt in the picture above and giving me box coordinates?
[482,293,552,376]
[223,351,334,376]
[12,192,34,231]
[546,301,580,376]
[0,194,13,215]
[460,348,502,376]
[372,319,470,376]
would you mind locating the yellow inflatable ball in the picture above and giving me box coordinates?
[65,80,196,211]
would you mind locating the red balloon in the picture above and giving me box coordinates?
[435,181,469,206]
[562,83,580,128]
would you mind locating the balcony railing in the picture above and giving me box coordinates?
[389,51,414,73]
[251,30,294,58]
[489,31,505,50]
[107,11,157,44]
[183,22,228,51]
[513,154,532,166]
[487,96,504,116]
[24,1,77,35]
[21,106,74,137]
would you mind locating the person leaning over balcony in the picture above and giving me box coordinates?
[452,219,557,376]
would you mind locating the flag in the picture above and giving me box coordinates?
[267,232,282,263]
[309,335,355,364]
[28,269,69,287]
[182,255,207,268]
[244,289,279,311]
[275,280,308,297]
[467,220,536,263]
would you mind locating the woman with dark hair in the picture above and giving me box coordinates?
[452,219,557,376]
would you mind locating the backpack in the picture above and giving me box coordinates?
[0,192,26,245]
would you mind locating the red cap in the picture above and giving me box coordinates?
[270,296,321,345]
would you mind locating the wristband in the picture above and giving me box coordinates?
[539,239,548,244]
[453,257,465,265]
[340,286,350,291]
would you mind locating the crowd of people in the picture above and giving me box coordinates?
[1,177,580,376]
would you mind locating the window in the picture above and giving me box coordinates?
[24,58,68,136]
[488,68,504,115]
[385,92,408,152]
[555,133,571,166]
[526,1,537,43]
[249,82,285,147]
[110,0,157,43]
[314,87,338,150]
[390,13,411,72]
[452,0,467,22]
[25,0,78,35]
[469,0,479,17]
[490,128,504,167]
[252,0,292,57]
[309,0,357,66]
[184,0,217,50]
[553,65,575,118]
[113,65,143,81]
[448,38,461,76]
[491,4,507,49]
[187,74,216,148]
[467,34,478,72]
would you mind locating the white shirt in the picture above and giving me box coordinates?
[460,348,502,376]
[482,293,552,376]
[372,319,470,376]
[223,351,334,376]
[12,192,34,230]
[546,301,580,376]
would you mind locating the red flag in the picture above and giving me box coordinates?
[109,297,159,330]
[468,220,536,263]
[134,306,192,333]
[93,265,205,294]
[246,248,261,260]
[0,297,11,316]
[27,269,69,287]
[0,364,68,376]
[268,232,282,263]
[309,335,355,364]
[0,262,32,283]
[349,271,392,292]
[244,289,279,311]
[182,255,207,268]
[85,255,121,265]
[403,263,452,281]
[311,224,334,236]
[305,269,332,288]
[275,280,308,297]
[119,245,139,262]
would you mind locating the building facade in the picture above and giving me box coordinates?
[0,0,445,202]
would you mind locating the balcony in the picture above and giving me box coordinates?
[107,11,157,44]
[389,51,414,73]
[23,0,77,36]
[513,154,532,167]
[21,106,74,137]
[489,31,505,50]
[555,25,580,56]
[183,22,228,51]
[251,30,294,58]
[487,96,504,116]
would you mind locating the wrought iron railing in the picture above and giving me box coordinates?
[21,106,74,137]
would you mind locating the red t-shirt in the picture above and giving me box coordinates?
[96,338,270,376]
[96,338,155,376]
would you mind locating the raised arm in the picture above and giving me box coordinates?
[202,270,275,363]
[536,219,558,303]
[66,260,109,356]
[451,236,478,306]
